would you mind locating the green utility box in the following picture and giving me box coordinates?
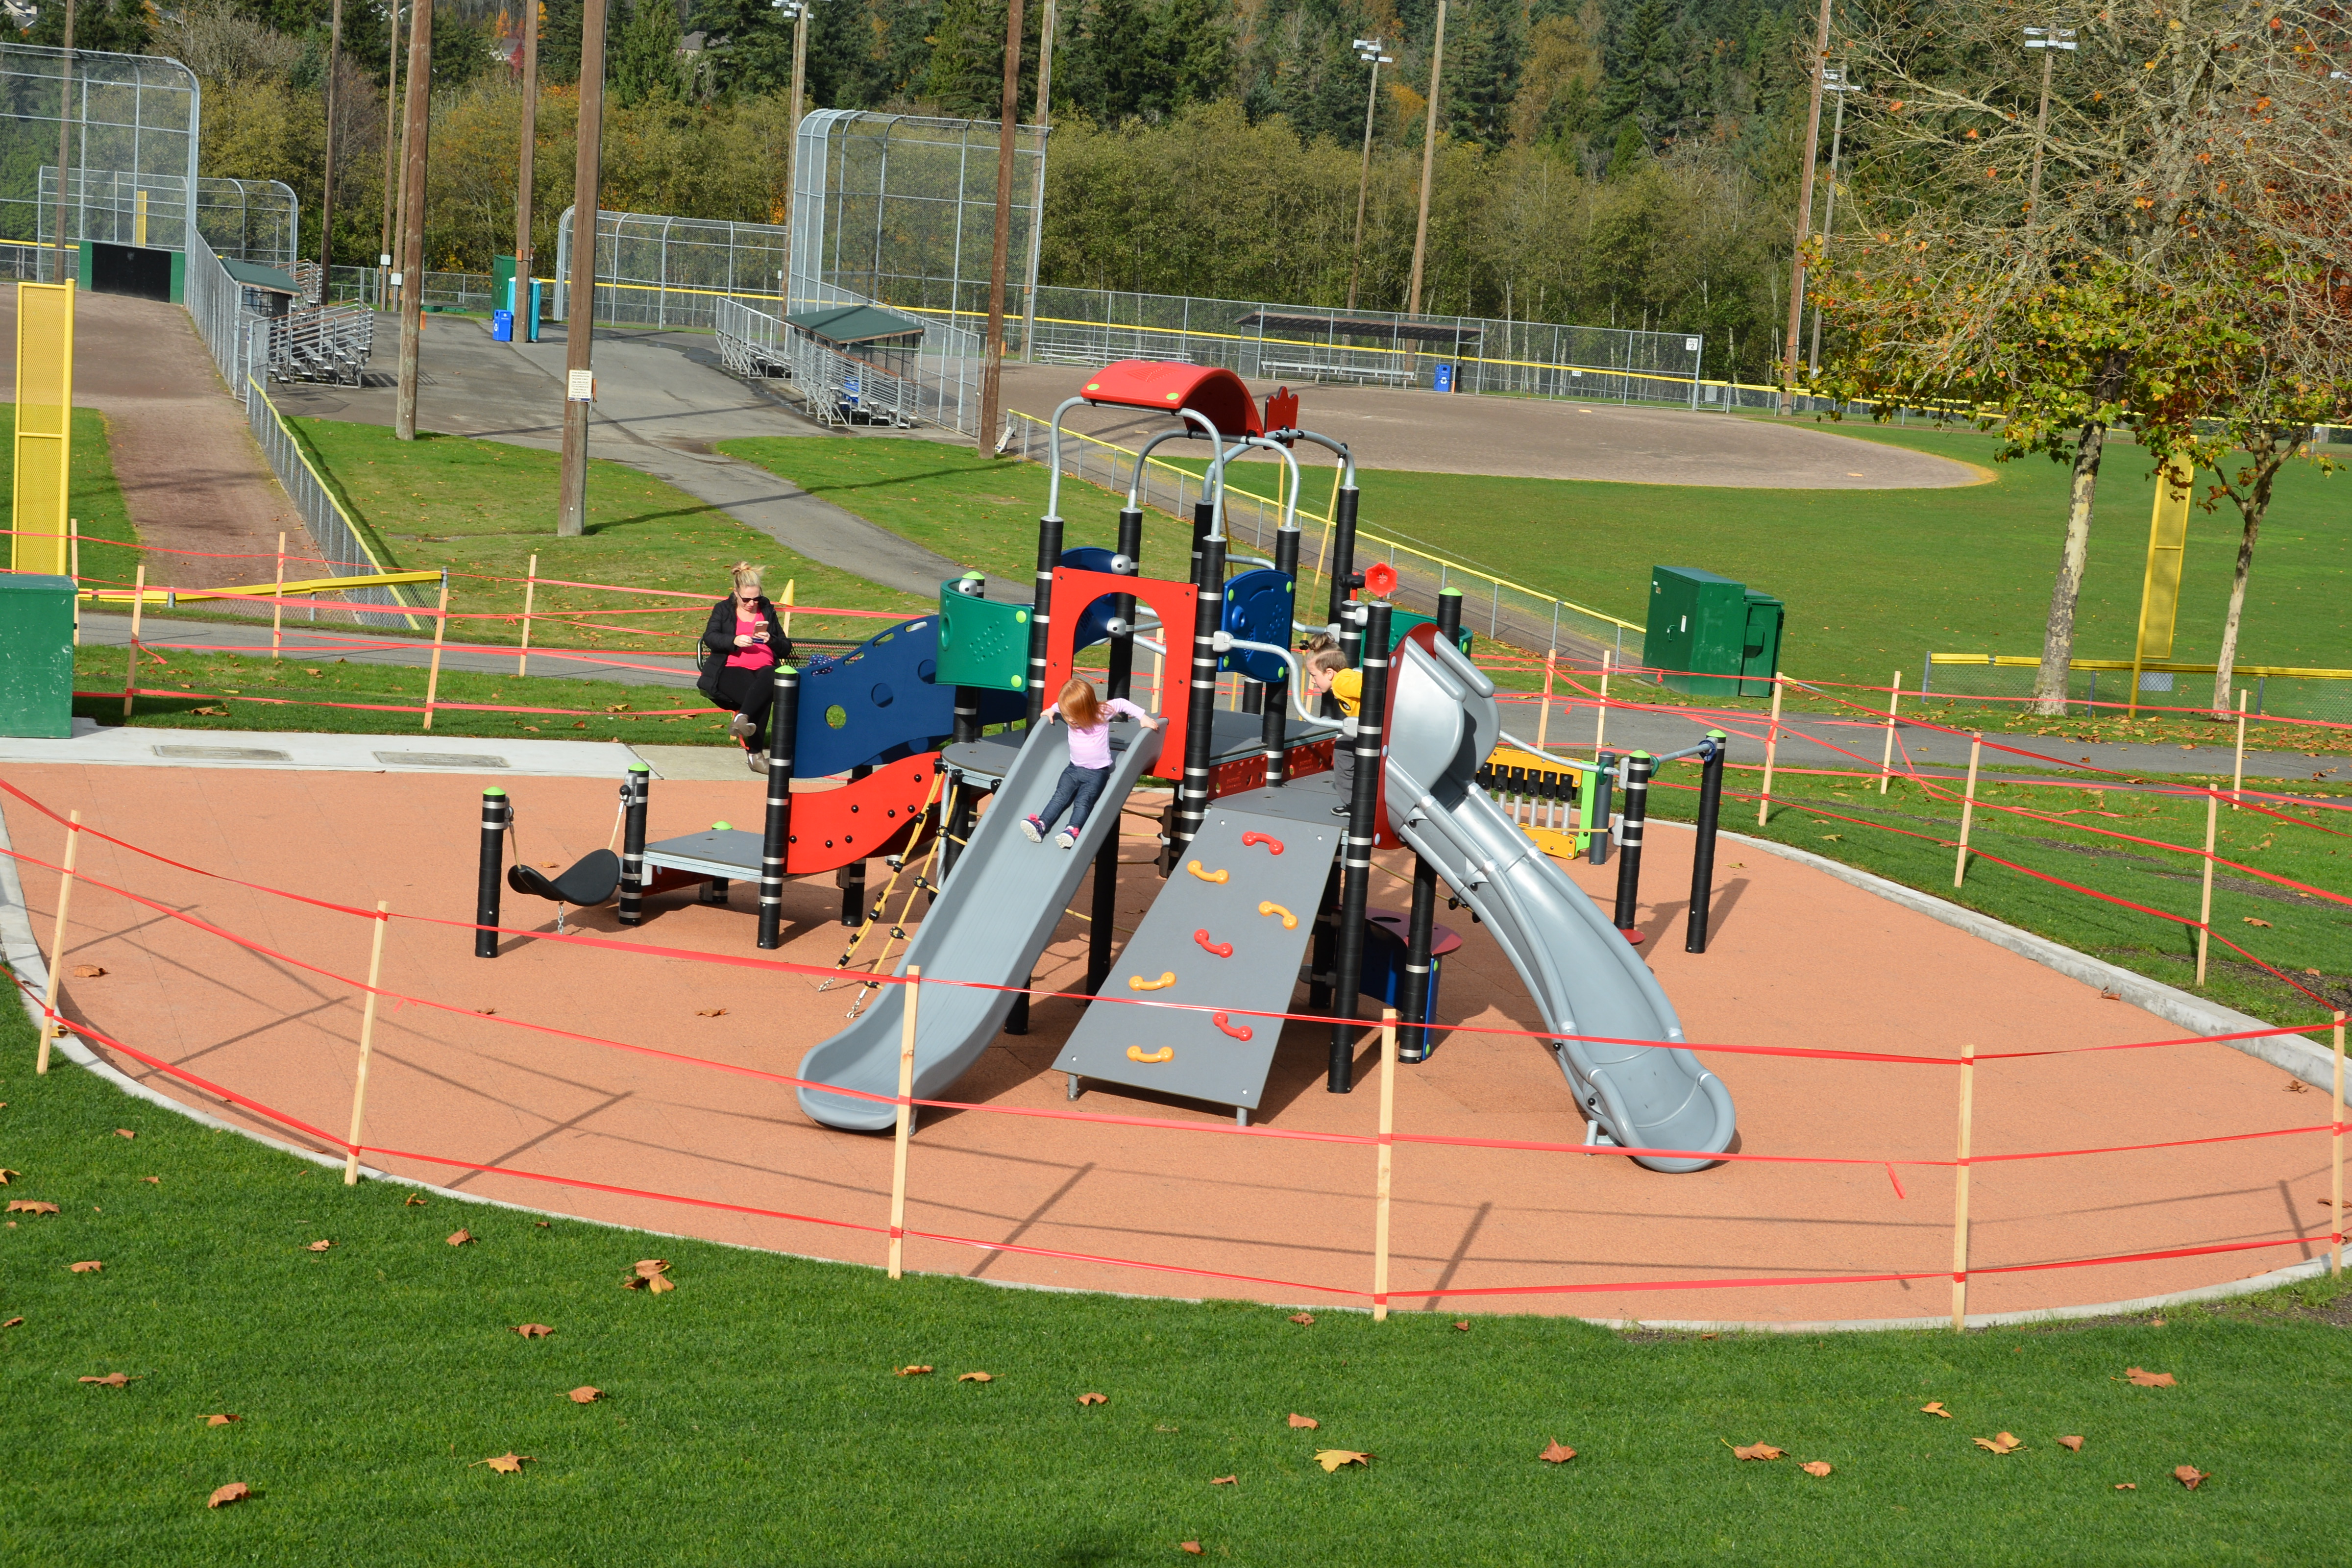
[935,577,1030,692]
[492,254,517,313]
[0,574,76,736]
[1643,566,1784,697]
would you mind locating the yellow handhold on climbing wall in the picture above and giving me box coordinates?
[1128,971,1176,991]
[1126,1045,1175,1064]
[1257,901,1298,930]
[1186,860,1229,884]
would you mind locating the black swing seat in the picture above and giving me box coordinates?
[507,850,621,908]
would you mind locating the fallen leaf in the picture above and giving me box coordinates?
[140,1176,159,1185]
[78,1372,138,1387]
[618,1276,644,1291]
[2057,1435,2084,1452]
[1077,1392,1108,1406]
[1180,1544,1203,1556]
[8,1200,58,1215]
[1920,1401,1952,1419]
[1974,1432,2025,1454]
[305,667,321,676]
[695,1007,728,1017]
[68,1260,102,1273]
[1821,833,1842,841]
[958,1371,993,1383]
[1732,1442,1784,1461]
[72,964,106,979]
[404,1193,427,1206]
[2306,969,2324,978]
[644,1274,675,1294]
[446,1229,474,1247]
[114,1129,135,1140]
[1314,1449,1372,1472]
[2150,1317,2165,1327]
[207,1482,250,1508]
[1209,1475,1237,1486]
[0,1169,13,1184]
[2124,1367,2177,1387]
[306,1240,333,1252]
[895,1365,933,1377]
[2175,1464,2207,1490]
[205,1414,241,1426]
[568,1387,601,1404]
[1451,1321,1470,1331]
[2244,916,2272,927]
[472,1452,533,1473]
[2099,988,2123,1001]
[1,1317,21,1328]
[476,1007,498,1015]
[513,1323,555,1338]
[632,1260,670,1278]
[1699,1333,1717,1340]
[1288,1313,1315,1325]
[192,707,229,717]
[2114,1483,2137,1490]
[1287,1413,1320,1430]
[1539,1440,1576,1464]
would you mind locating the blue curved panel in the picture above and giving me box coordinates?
[794,616,1023,777]
[1219,568,1296,684]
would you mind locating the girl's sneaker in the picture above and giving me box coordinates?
[1020,815,1045,843]
[1054,828,1079,850]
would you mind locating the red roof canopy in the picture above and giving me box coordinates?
[1079,360,1263,439]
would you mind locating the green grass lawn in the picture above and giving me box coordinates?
[5,981,2348,1564]
[0,405,143,591]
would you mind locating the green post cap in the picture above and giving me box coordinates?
[712,822,732,832]
[628,762,650,773]
[482,786,507,796]
[1706,728,1728,739]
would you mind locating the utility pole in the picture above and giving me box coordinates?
[1405,1,1446,318]
[977,0,1024,455]
[319,0,343,299]
[51,0,73,285]
[379,0,402,308]
[1346,37,1393,311]
[393,0,432,440]
[1018,0,1054,361]
[1778,0,1832,416]
[2023,24,2077,219]
[558,0,612,537]
[516,0,539,312]
[777,0,809,302]
[1807,65,1855,374]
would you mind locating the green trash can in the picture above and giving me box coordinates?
[0,573,76,737]
[1643,566,1784,697]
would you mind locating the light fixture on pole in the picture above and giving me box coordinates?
[1346,38,1393,312]
[1807,66,1858,373]
[1406,3,1447,318]
[2022,24,2077,218]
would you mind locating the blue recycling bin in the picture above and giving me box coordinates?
[1432,363,1455,393]
[491,308,514,343]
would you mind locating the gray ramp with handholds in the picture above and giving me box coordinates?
[795,717,1163,1131]
[1054,806,1340,1114]
[1383,634,1735,1173]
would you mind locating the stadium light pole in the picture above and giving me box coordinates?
[379,0,402,307]
[1779,0,1831,416]
[393,0,433,441]
[51,0,72,285]
[1806,66,1857,374]
[1405,2,1446,318]
[318,0,343,299]
[1346,38,1393,312]
[558,0,612,535]
[977,0,1025,456]
[775,0,808,303]
[1020,0,1054,361]
[2022,25,2078,220]
[515,0,539,313]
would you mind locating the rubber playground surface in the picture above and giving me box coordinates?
[6,762,2332,1325]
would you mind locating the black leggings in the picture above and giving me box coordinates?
[711,664,776,750]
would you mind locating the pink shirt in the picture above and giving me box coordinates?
[725,610,777,671]
[1063,698,1147,769]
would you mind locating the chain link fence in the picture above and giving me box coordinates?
[0,42,198,278]
[1921,656,2352,725]
[244,378,419,630]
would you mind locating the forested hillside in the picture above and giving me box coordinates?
[29,0,1822,380]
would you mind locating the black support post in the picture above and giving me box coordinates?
[1105,506,1142,702]
[1188,498,1215,585]
[757,663,800,948]
[1260,522,1301,788]
[1328,599,1392,1094]
[1685,730,1728,954]
[1396,587,1463,1057]
[475,787,507,958]
[1433,586,1463,648]
[1589,752,1616,866]
[837,762,870,926]
[1025,513,1063,725]
[1307,861,1339,1013]
[616,763,650,927]
[1611,750,1653,938]
[1090,508,1143,995]
[1327,485,1362,687]
[1174,533,1225,859]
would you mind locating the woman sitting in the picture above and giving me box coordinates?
[694,563,794,773]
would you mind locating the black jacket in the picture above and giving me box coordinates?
[694,595,792,699]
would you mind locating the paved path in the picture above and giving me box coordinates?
[268,316,967,598]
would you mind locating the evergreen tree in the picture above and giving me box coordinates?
[922,0,1039,119]
[541,0,587,82]
[24,0,153,54]
[611,0,691,104]
[1062,0,1166,124]
[1445,0,1525,150]
[1153,0,1230,113]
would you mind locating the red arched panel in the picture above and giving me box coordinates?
[1042,567,1199,784]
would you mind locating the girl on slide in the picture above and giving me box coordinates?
[694,563,794,773]
[1022,677,1162,849]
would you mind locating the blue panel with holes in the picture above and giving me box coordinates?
[792,615,1023,778]
[1218,567,1297,684]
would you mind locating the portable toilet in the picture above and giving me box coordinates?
[1644,566,1784,697]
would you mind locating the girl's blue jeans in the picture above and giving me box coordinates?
[1036,762,1110,833]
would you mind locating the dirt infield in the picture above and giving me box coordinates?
[1000,362,1984,490]
[0,290,311,592]
[7,761,2331,1325]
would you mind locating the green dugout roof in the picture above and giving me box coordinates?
[220,258,301,294]
[784,303,927,346]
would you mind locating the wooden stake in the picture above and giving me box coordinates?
[1535,649,1555,752]
[517,553,538,676]
[1757,671,1784,825]
[1951,1043,1975,1332]
[1879,669,1903,795]
[421,574,449,731]
[2331,1011,2344,1278]
[1953,734,1983,888]
[122,564,146,720]
[344,901,390,1184]
[1372,1007,1397,1323]
[2195,786,2218,986]
[1593,649,1612,759]
[35,810,82,1075]
[887,965,921,1279]
[2231,689,2247,808]
[270,531,287,660]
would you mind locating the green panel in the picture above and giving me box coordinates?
[1645,565,1751,695]
[0,574,76,737]
[74,241,92,288]
[492,254,517,312]
[1738,591,1785,696]
[936,580,1031,691]
[169,247,186,304]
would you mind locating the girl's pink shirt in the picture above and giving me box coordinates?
[1063,698,1148,768]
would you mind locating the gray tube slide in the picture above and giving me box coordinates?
[1383,635,1735,1173]
[796,717,1164,1131]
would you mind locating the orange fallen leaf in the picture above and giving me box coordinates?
[1451,1321,1470,1331]
[895,1365,933,1377]
[1288,1313,1315,1325]
[1287,1413,1320,1430]
[1180,1544,1203,1556]
[644,1274,675,1295]
[68,1260,102,1273]
[446,1229,475,1247]
[568,1387,602,1404]
[2114,1482,2137,1490]
[140,1176,159,1185]
[78,1372,138,1387]
[1,1317,22,1328]
[404,1193,428,1206]
[1314,1449,1372,1472]
[1077,1392,1108,1406]
[958,1371,993,1383]
[1920,1402,1952,1419]
[2057,1435,2084,1452]
[2175,1464,2207,1490]
[2243,916,2271,927]
[1698,1332,1718,1340]
[1209,1475,1237,1486]
[632,1260,671,1278]
[207,1481,250,1508]
[205,1414,241,1426]
[114,1129,135,1140]
[72,965,107,979]
[1801,1461,1833,1477]
[1731,1442,1784,1461]
[0,1168,15,1184]
[2124,1367,2177,1387]
[306,1240,333,1252]
[1974,1432,2024,1454]
[513,1324,555,1338]
[695,1008,729,1018]
[2100,988,2123,1000]
[472,1452,533,1473]
[8,1200,58,1215]
[1539,1440,1576,1464]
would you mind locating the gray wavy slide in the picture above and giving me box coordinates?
[796,716,1164,1131]
[1384,634,1736,1173]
